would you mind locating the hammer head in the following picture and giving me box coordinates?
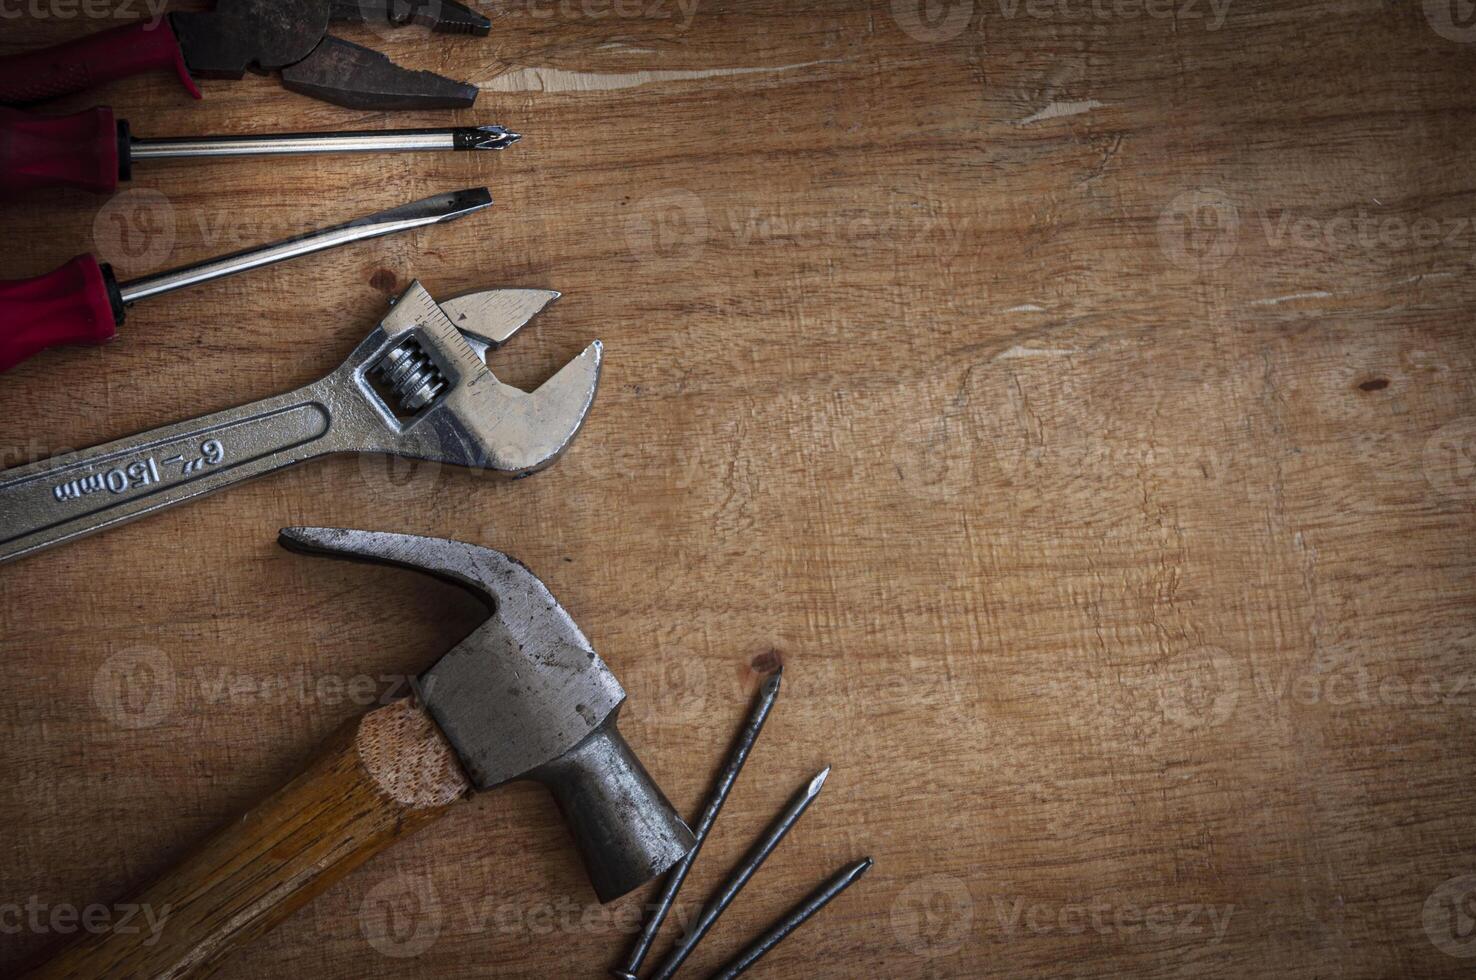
[279,528,695,903]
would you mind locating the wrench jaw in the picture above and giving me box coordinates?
[343,282,603,476]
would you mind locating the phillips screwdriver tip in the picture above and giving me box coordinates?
[456,126,522,150]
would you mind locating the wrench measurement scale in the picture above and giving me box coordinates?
[49,438,226,502]
[0,284,603,565]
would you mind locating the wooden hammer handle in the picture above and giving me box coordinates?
[29,698,471,980]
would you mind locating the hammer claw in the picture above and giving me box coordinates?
[277,527,506,607]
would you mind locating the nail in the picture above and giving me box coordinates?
[708,857,873,979]
[613,668,782,978]
[647,766,831,980]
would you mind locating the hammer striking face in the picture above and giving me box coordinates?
[279,527,697,903]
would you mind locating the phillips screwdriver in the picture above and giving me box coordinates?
[0,187,492,372]
[0,106,519,197]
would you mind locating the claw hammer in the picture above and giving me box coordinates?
[27,529,696,979]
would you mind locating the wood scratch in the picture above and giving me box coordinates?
[481,61,842,94]
[1251,291,1333,307]
[1016,99,1105,126]
[996,345,1077,360]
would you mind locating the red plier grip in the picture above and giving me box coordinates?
[0,20,200,105]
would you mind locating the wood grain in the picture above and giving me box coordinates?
[2,0,1475,977]
[25,698,469,979]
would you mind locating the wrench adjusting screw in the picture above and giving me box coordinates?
[375,336,450,412]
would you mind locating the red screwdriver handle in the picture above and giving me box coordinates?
[0,106,121,196]
[0,255,123,372]
[0,20,200,106]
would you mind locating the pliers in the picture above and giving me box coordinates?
[0,0,490,110]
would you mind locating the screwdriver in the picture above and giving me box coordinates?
[0,106,519,196]
[0,187,492,372]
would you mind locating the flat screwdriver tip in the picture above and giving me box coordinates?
[437,187,494,219]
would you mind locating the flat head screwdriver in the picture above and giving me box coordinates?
[0,187,492,372]
[0,106,519,196]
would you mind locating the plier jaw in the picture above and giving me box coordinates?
[330,0,494,36]
[0,0,489,110]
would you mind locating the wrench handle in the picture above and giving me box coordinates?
[0,21,200,105]
[0,383,340,565]
[26,699,471,980]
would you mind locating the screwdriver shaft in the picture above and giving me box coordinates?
[129,126,518,161]
[117,188,492,306]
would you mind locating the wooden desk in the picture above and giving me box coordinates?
[2,1,1474,976]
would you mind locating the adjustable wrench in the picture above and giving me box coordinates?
[0,283,602,565]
